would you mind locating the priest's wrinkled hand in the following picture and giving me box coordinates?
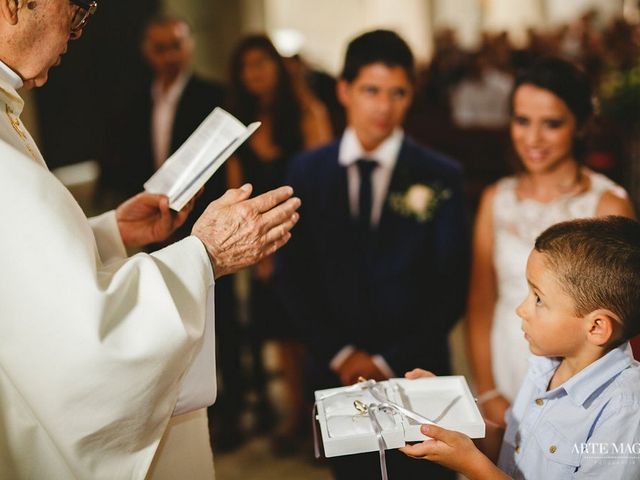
[116,192,195,248]
[337,350,387,385]
[192,183,300,279]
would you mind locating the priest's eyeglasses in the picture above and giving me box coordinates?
[69,0,98,37]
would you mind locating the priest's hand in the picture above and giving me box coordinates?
[116,192,195,248]
[337,350,387,385]
[192,184,300,279]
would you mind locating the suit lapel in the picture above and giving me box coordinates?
[323,146,352,231]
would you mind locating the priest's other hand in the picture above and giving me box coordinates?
[337,350,387,385]
[116,192,195,248]
[192,184,300,279]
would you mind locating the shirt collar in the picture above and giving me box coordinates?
[0,60,24,90]
[0,59,25,116]
[528,354,561,393]
[151,71,191,103]
[562,343,635,406]
[338,126,403,169]
[529,343,635,406]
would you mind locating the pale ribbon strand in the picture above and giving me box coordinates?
[313,379,434,479]
[368,405,389,480]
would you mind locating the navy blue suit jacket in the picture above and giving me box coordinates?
[278,136,470,385]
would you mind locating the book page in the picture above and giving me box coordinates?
[171,122,260,211]
[144,108,258,210]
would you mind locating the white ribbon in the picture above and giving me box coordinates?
[312,379,378,458]
[313,379,435,480]
[368,403,389,480]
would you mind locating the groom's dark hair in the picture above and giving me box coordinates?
[340,29,415,83]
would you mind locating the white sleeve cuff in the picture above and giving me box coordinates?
[88,210,127,262]
[372,355,395,379]
[330,345,355,372]
[173,282,217,416]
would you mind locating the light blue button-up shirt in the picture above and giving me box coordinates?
[498,343,640,479]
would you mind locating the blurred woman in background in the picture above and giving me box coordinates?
[226,34,332,453]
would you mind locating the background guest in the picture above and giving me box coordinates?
[449,51,513,129]
[99,15,225,205]
[225,34,332,453]
[284,53,344,135]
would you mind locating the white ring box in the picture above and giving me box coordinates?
[314,376,485,457]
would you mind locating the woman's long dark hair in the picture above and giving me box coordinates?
[510,57,594,162]
[227,34,303,156]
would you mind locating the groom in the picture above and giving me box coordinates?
[278,30,469,478]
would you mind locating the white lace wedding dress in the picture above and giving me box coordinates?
[490,170,625,400]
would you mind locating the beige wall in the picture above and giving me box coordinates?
[433,0,483,49]
[483,0,544,45]
[264,0,433,74]
[545,0,624,26]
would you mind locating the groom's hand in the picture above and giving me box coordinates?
[338,350,386,385]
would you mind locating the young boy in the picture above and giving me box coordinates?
[401,216,640,479]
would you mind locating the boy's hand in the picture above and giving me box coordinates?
[400,424,506,479]
[404,368,435,379]
[400,424,479,468]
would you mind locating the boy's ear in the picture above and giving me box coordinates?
[585,309,623,347]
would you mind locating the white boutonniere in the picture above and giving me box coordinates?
[388,183,451,222]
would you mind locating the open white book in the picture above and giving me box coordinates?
[144,107,261,211]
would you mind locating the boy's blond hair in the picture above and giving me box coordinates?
[535,216,640,341]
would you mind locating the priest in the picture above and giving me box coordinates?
[0,1,300,478]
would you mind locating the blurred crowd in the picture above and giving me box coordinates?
[411,10,640,210]
[423,9,640,111]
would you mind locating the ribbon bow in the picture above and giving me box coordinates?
[313,378,436,480]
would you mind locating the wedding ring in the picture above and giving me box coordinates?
[354,399,368,415]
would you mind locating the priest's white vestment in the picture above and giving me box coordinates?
[0,64,216,479]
